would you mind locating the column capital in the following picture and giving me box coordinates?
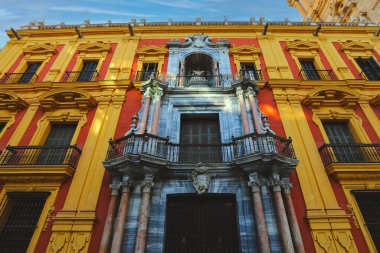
[269,173,283,192]
[109,179,121,196]
[248,173,264,193]
[245,86,256,97]
[120,176,133,193]
[143,87,153,99]
[236,86,244,96]
[281,178,293,195]
[141,174,154,193]
[153,88,164,101]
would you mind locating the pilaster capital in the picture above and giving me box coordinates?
[269,173,283,192]
[248,173,263,193]
[141,174,154,193]
[120,176,133,193]
[281,178,293,195]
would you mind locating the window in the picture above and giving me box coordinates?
[179,114,221,163]
[355,57,380,80]
[136,62,158,81]
[38,123,77,164]
[240,62,260,80]
[0,191,50,253]
[299,60,321,80]
[164,194,240,253]
[352,190,380,251]
[323,122,363,162]
[77,61,98,82]
[18,62,41,83]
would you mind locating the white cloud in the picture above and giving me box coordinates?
[50,6,156,18]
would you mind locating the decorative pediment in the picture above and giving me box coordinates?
[167,34,230,49]
[303,87,360,109]
[22,43,57,55]
[136,46,168,56]
[341,41,374,52]
[78,41,111,54]
[230,45,262,55]
[0,90,28,111]
[39,89,97,112]
[287,40,320,51]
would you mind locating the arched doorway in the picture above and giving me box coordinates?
[164,194,241,253]
[180,53,219,87]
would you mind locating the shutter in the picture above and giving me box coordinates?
[352,191,380,251]
[78,61,98,81]
[0,192,50,253]
[356,57,380,80]
[368,57,380,80]
[18,62,41,83]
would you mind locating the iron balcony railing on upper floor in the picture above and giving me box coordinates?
[0,72,39,84]
[299,69,337,81]
[0,145,82,168]
[105,131,296,164]
[135,71,159,82]
[318,143,380,166]
[62,70,99,82]
[239,69,264,81]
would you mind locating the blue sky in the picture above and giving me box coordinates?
[0,0,301,48]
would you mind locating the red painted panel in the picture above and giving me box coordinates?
[98,43,118,80]
[317,48,338,78]
[257,87,286,136]
[75,106,96,149]
[303,105,370,251]
[37,45,64,82]
[113,89,142,139]
[7,53,24,73]
[87,170,113,253]
[280,41,299,79]
[371,105,380,121]
[19,107,44,145]
[34,178,73,252]
[0,108,27,149]
[372,50,380,63]
[354,105,380,143]
[332,42,361,79]
[60,50,78,81]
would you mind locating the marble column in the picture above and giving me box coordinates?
[270,174,295,253]
[150,89,163,135]
[99,179,120,253]
[110,176,132,253]
[135,174,154,253]
[236,87,250,134]
[138,88,152,134]
[248,173,271,253]
[246,87,263,133]
[282,178,305,253]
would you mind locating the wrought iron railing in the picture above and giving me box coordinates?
[0,72,39,84]
[239,69,264,81]
[62,70,98,82]
[135,71,158,81]
[299,69,337,80]
[172,74,234,87]
[106,131,296,164]
[0,145,82,168]
[319,144,380,166]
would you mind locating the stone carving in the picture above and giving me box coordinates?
[191,163,211,194]
[167,34,230,49]
[334,232,353,252]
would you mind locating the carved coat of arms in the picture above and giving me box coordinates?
[191,163,211,194]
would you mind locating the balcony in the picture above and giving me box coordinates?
[239,69,264,81]
[62,70,98,82]
[319,144,380,166]
[104,131,297,176]
[299,69,337,81]
[0,145,82,182]
[168,74,234,88]
[0,72,39,84]
[135,71,158,82]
